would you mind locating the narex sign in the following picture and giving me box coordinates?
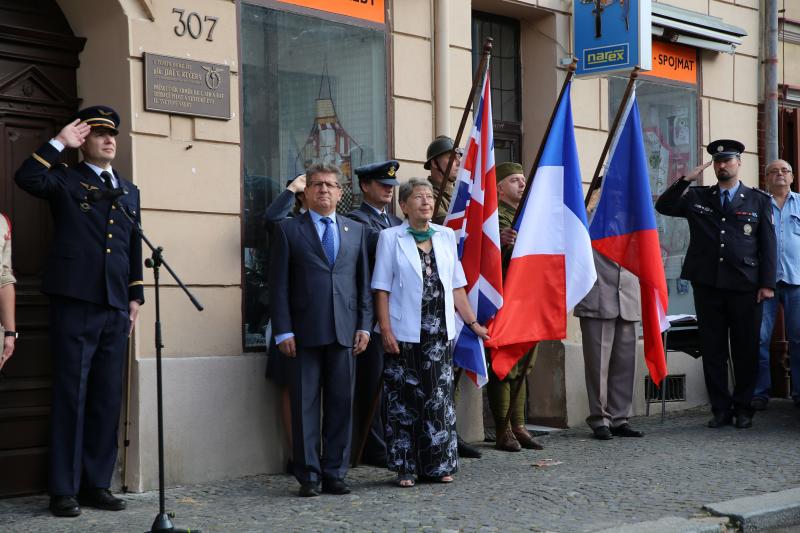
[574,0,652,77]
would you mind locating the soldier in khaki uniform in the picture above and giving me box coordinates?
[0,213,17,371]
[488,162,544,451]
[425,136,462,224]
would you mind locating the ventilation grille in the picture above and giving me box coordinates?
[645,374,686,402]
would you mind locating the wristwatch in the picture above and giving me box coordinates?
[4,331,18,339]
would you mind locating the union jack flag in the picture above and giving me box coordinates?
[443,69,504,387]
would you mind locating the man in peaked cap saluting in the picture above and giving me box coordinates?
[15,106,144,517]
[347,160,403,467]
[656,139,776,430]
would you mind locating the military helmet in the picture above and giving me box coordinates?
[424,135,455,170]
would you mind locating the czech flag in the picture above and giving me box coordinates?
[588,91,669,386]
[486,83,596,380]
[443,68,504,387]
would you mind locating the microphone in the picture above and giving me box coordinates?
[88,187,127,203]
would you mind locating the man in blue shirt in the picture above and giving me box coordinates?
[753,159,800,410]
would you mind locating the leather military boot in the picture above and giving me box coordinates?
[512,425,544,450]
[495,427,522,452]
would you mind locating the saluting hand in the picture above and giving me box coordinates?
[287,174,307,194]
[55,119,91,149]
[684,161,712,183]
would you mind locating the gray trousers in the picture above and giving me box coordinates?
[579,317,637,429]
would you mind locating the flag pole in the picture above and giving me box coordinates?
[432,37,493,219]
[583,68,639,206]
[508,60,577,231]
[495,61,577,437]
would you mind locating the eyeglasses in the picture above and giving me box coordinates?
[308,181,341,190]
[454,148,464,158]
[767,168,793,176]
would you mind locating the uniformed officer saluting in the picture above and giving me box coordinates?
[14,106,144,517]
[656,139,776,430]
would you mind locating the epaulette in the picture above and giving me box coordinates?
[753,188,772,197]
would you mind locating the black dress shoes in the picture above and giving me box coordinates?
[321,479,351,495]
[77,488,126,511]
[735,414,753,429]
[457,435,482,458]
[50,495,81,517]
[708,412,733,428]
[592,426,613,440]
[610,424,644,438]
[298,482,320,497]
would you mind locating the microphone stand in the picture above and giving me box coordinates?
[116,201,203,533]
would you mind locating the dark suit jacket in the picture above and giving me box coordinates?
[346,202,402,268]
[269,211,372,348]
[14,142,144,310]
[655,179,776,291]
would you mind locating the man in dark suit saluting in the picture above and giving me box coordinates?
[347,161,402,467]
[15,106,144,517]
[270,163,372,497]
[656,139,776,430]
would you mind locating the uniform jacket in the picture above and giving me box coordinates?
[264,189,297,233]
[14,142,144,310]
[371,222,467,342]
[574,250,641,321]
[269,211,372,348]
[346,202,402,268]
[655,178,776,291]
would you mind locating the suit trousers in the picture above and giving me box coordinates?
[290,343,355,484]
[48,296,129,496]
[692,283,761,416]
[352,333,386,463]
[579,317,637,429]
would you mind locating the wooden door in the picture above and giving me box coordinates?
[0,0,83,497]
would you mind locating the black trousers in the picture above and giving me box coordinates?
[352,333,386,464]
[48,296,129,496]
[692,283,762,416]
[289,343,355,484]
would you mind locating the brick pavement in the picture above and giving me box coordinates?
[2,401,799,533]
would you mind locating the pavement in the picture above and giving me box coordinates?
[1,401,799,533]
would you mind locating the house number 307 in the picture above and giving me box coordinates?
[172,8,218,42]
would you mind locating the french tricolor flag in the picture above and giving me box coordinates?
[444,69,503,387]
[589,91,669,385]
[486,83,596,379]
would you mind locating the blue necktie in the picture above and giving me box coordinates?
[320,217,335,267]
[721,190,730,211]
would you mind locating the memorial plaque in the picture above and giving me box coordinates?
[144,53,230,119]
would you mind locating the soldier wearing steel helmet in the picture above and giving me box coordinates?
[425,136,463,224]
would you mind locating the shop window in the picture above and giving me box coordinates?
[609,72,699,316]
[240,4,387,348]
[471,11,521,163]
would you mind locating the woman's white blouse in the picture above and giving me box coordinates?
[371,222,467,342]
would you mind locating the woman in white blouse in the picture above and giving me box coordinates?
[372,178,488,487]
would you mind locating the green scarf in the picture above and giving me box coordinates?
[407,226,436,243]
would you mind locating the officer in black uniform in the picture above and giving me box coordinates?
[15,106,144,517]
[347,160,402,466]
[655,139,776,430]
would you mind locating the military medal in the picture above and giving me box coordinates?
[743,223,752,236]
